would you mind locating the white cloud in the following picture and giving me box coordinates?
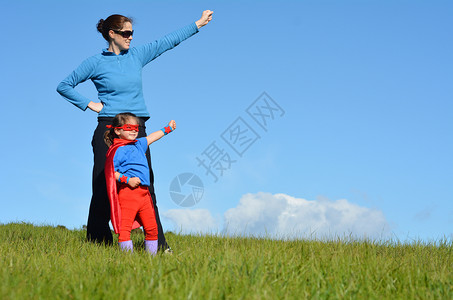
[223,192,391,240]
[162,192,391,240]
[164,209,219,234]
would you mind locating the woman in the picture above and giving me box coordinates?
[57,10,213,251]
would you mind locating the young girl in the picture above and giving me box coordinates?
[104,112,176,254]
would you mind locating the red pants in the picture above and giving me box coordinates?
[118,185,158,242]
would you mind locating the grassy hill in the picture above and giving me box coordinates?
[0,223,451,299]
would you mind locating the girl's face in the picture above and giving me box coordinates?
[114,117,139,141]
[109,21,133,52]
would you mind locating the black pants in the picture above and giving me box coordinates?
[86,117,169,250]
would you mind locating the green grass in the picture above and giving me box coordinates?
[0,223,451,299]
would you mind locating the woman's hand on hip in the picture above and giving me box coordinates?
[195,10,213,29]
[87,101,104,113]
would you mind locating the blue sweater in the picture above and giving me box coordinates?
[114,138,150,186]
[57,22,198,117]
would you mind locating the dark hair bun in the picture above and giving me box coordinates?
[97,15,132,41]
[96,19,105,33]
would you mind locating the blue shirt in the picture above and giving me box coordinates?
[113,138,150,186]
[57,22,199,117]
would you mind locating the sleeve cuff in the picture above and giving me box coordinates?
[81,100,91,111]
[192,22,200,33]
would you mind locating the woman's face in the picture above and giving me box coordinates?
[109,22,133,52]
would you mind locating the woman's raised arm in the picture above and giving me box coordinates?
[135,10,214,66]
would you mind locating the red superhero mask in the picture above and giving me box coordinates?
[106,124,139,131]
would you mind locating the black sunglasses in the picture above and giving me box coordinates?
[112,29,134,38]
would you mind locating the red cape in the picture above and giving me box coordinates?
[105,139,142,234]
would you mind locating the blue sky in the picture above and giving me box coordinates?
[2,0,452,242]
